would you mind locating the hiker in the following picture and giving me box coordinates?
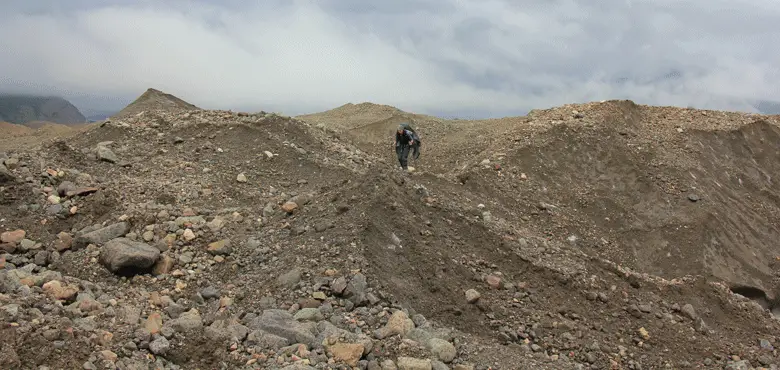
[395,123,420,171]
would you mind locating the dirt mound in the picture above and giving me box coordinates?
[112,88,200,120]
[445,101,780,292]
[1,100,780,369]
[297,102,406,131]
[0,121,93,152]
[0,121,32,136]
[297,102,462,166]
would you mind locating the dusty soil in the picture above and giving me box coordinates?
[301,100,780,293]
[0,94,779,370]
[0,121,33,136]
[0,121,94,151]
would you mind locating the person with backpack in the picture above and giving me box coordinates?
[395,122,420,171]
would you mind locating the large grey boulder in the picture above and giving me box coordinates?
[99,238,160,274]
[97,142,119,163]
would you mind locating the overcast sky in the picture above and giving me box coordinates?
[0,0,778,118]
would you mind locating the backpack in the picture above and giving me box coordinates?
[410,130,421,143]
[400,122,421,144]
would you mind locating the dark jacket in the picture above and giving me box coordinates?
[395,129,415,147]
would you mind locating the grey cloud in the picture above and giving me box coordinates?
[0,0,142,16]
[319,0,452,15]
[0,0,778,118]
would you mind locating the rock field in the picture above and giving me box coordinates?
[2,92,780,369]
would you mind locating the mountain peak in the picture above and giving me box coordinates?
[112,88,199,119]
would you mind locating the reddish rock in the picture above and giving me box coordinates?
[0,229,25,244]
[153,255,175,275]
[42,280,79,302]
[329,342,364,367]
[19,277,36,287]
[79,299,103,312]
[146,312,163,334]
[281,202,299,213]
[485,275,502,289]
[54,232,73,252]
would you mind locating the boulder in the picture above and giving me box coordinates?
[97,143,118,163]
[99,238,160,274]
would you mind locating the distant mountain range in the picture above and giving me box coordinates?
[697,99,780,115]
[80,109,117,122]
[0,94,86,124]
[755,100,780,115]
[0,90,777,127]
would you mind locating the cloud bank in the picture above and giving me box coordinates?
[0,0,779,118]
